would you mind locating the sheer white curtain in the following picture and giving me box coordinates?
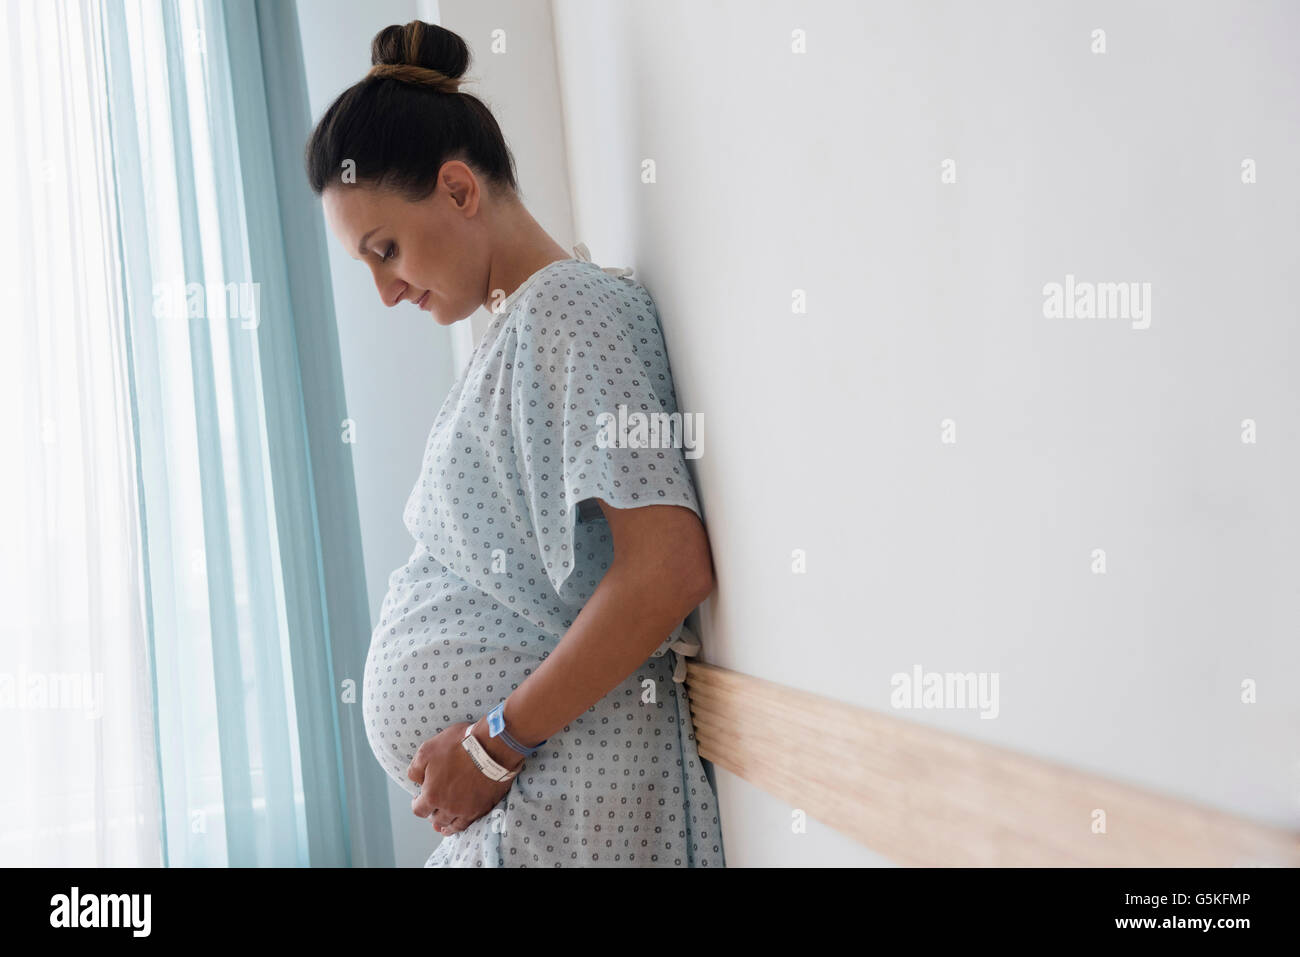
[0,0,162,866]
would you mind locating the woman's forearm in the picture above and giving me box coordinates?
[473,505,714,768]
[503,558,709,750]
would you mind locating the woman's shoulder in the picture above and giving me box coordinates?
[510,258,664,350]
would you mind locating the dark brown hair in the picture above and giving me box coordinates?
[304,20,519,200]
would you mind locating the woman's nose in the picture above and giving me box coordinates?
[374,273,408,308]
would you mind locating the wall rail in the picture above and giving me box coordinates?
[684,661,1300,867]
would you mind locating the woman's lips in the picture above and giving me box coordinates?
[416,290,430,309]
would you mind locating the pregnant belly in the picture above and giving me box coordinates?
[361,567,553,793]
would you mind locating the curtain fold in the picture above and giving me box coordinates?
[236,0,396,868]
[94,0,391,866]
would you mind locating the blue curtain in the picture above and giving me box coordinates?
[99,0,392,867]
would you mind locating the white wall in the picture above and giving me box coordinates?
[548,0,1300,866]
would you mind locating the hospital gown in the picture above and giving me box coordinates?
[361,246,725,867]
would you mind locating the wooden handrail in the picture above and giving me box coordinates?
[684,661,1300,866]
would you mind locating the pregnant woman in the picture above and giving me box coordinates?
[304,20,724,867]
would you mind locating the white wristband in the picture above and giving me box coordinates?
[460,725,519,782]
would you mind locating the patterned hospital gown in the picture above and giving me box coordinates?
[361,248,725,867]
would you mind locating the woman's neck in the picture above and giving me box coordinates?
[481,200,573,313]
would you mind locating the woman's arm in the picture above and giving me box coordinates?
[470,500,715,770]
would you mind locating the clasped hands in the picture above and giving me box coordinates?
[405,720,521,836]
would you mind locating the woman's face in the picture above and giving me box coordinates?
[322,163,488,326]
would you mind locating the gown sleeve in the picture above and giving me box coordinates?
[509,276,702,604]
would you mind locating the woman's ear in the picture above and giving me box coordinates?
[438,159,480,215]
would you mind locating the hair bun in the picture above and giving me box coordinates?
[368,20,468,93]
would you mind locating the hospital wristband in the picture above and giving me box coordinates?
[460,725,519,782]
[487,700,547,756]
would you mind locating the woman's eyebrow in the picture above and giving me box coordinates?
[357,225,386,257]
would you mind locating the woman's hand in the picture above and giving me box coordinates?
[406,720,519,835]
